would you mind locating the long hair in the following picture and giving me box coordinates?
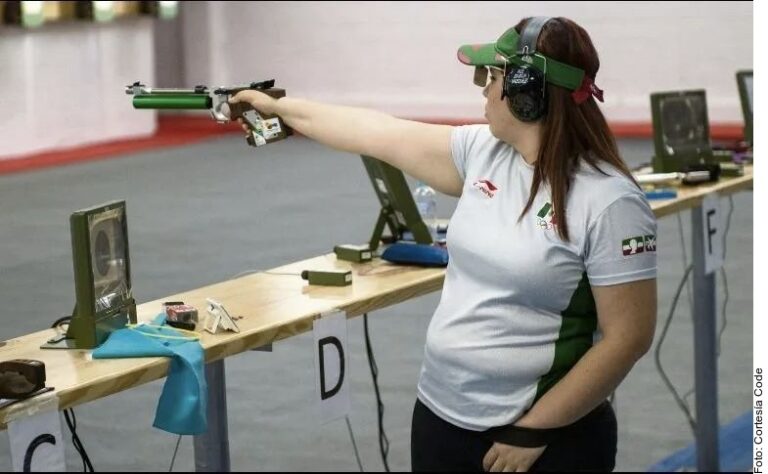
[516,17,636,241]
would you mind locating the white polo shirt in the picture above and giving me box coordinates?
[416,124,657,431]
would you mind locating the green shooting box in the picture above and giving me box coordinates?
[42,200,137,350]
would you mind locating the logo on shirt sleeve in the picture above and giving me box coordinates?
[622,235,656,256]
[644,234,656,251]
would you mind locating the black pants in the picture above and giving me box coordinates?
[411,399,617,472]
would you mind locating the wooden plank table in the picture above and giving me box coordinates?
[0,256,444,426]
[0,166,752,471]
[650,166,753,218]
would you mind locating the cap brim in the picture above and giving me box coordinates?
[457,43,506,67]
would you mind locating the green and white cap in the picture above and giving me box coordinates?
[457,26,585,92]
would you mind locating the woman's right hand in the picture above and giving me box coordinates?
[229,90,278,132]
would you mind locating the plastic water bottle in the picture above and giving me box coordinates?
[413,181,438,241]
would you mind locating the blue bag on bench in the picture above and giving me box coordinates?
[381,242,449,267]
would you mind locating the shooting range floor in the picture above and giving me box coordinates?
[0,134,753,471]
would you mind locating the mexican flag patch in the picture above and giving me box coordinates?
[622,235,656,256]
[622,236,645,256]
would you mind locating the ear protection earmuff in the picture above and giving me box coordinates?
[502,16,552,122]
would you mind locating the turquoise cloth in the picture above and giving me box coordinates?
[92,315,207,435]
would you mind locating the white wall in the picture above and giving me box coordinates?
[181,1,752,123]
[0,1,753,160]
[0,19,156,159]
[153,13,184,88]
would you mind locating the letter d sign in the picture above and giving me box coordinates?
[313,310,351,424]
[319,337,344,400]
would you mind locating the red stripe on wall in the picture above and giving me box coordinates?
[0,115,746,176]
[607,122,744,140]
[412,118,744,141]
[0,116,242,176]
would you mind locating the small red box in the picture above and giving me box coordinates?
[165,304,198,324]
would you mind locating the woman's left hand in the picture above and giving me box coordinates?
[482,442,546,472]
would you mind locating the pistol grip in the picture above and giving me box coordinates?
[228,102,253,121]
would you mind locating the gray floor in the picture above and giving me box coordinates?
[0,134,753,472]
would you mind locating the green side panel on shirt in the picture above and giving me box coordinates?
[534,272,598,401]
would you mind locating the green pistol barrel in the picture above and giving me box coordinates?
[132,94,212,110]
